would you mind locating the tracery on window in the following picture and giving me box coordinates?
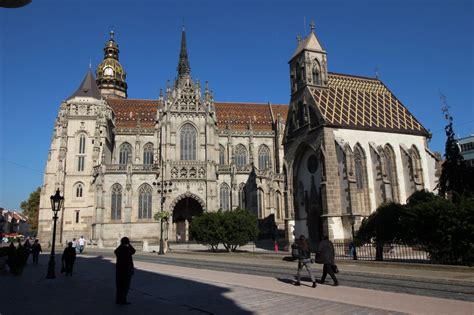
[219,145,226,165]
[258,145,271,170]
[220,183,230,211]
[234,144,247,166]
[180,123,197,160]
[111,183,122,220]
[138,184,152,219]
[119,143,132,165]
[143,143,154,165]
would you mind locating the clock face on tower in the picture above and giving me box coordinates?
[104,67,114,76]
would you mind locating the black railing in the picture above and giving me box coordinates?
[332,241,471,265]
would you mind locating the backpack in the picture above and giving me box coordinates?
[291,243,300,259]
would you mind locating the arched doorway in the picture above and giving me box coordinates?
[172,196,204,241]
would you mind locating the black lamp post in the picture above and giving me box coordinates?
[153,181,172,255]
[46,189,64,279]
[348,214,358,260]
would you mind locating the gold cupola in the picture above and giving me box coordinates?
[96,31,128,99]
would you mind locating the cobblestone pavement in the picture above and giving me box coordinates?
[2,253,472,315]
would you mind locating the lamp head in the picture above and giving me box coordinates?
[50,189,64,212]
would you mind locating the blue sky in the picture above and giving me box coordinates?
[0,0,473,210]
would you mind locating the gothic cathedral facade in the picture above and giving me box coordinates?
[38,30,287,246]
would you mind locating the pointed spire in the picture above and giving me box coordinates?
[177,27,191,77]
[68,68,102,100]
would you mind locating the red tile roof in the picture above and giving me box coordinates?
[107,99,159,130]
[310,73,428,136]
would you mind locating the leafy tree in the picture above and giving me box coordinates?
[403,190,474,263]
[189,211,224,251]
[355,202,405,261]
[220,208,259,252]
[20,187,41,235]
[439,95,474,199]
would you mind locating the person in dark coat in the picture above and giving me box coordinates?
[23,239,31,264]
[62,242,76,276]
[13,241,29,275]
[295,235,316,288]
[318,235,338,286]
[7,242,16,274]
[31,239,42,264]
[114,237,135,305]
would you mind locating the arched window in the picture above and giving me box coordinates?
[219,145,226,165]
[384,145,399,203]
[111,184,122,220]
[276,192,281,219]
[180,123,197,160]
[220,183,230,211]
[119,143,132,165]
[138,184,152,219]
[312,61,321,85]
[75,183,83,198]
[234,144,247,166]
[143,143,154,165]
[258,145,271,170]
[77,134,86,172]
[78,134,86,154]
[354,149,364,190]
[238,183,246,209]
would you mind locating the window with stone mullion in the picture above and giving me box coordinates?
[111,184,122,220]
[180,124,197,160]
[138,185,152,219]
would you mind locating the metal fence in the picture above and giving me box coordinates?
[332,241,469,265]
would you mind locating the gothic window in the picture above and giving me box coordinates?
[384,145,399,203]
[76,183,83,198]
[138,184,152,219]
[276,192,281,220]
[234,144,247,166]
[180,123,197,160]
[312,60,321,85]
[354,149,364,190]
[111,184,122,220]
[78,134,86,154]
[77,134,86,172]
[238,183,246,209]
[119,143,132,165]
[258,145,271,170]
[220,183,230,211]
[219,145,226,165]
[143,143,154,165]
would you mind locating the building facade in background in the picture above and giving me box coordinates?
[458,135,474,167]
[283,25,439,247]
[38,30,287,247]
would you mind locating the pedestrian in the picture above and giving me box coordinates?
[13,241,28,275]
[31,239,42,264]
[176,232,181,243]
[23,239,31,263]
[7,242,16,274]
[78,236,85,254]
[114,237,135,305]
[62,242,76,276]
[72,238,78,253]
[295,235,317,288]
[317,235,339,286]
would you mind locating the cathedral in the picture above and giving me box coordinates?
[38,29,287,247]
[38,25,438,248]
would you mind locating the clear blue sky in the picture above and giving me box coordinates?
[0,0,473,210]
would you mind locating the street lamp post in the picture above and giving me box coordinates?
[348,214,358,260]
[46,189,64,279]
[153,181,172,255]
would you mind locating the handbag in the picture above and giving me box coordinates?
[314,251,324,264]
[331,264,339,273]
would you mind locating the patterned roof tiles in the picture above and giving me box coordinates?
[310,73,428,136]
[107,98,159,129]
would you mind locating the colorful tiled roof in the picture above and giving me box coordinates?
[214,102,288,132]
[107,99,159,130]
[310,73,429,136]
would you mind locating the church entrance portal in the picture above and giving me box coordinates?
[172,197,203,241]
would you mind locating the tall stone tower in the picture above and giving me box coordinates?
[38,69,115,244]
[96,31,128,99]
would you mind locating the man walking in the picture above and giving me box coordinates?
[78,236,85,254]
[62,242,76,276]
[31,239,42,264]
[318,235,339,286]
[115,237,135,305]
[295,235,316,288]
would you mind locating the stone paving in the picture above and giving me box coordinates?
[1,253,472,315]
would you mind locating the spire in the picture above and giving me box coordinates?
[177,27,191,77]
[68,68,102,100]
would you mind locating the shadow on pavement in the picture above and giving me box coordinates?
[1,253,252,315]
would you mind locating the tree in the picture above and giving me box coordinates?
[20,187,41,235]
[220,208,259,252]
[355,202,405,261]
[439,95,474,199]
[189,211,223,251]
[403,190,474,263]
